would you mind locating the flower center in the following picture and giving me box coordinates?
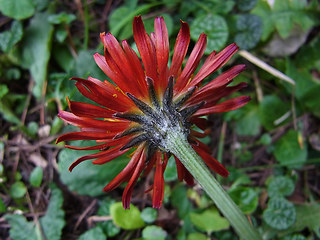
[115,76,204,153]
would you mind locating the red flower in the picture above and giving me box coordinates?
[57,16,249,209]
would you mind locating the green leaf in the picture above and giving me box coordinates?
[284,203,320,237]
[10,181,27,199]
[48,12,76,24]
[21,13,54,99]
[5,185,65,240]
[39,185,65,240]
[110,202,145,230]
[0,0,35,20]
[234,14,262,50]
[228,187,259,214]
[97,197,120,237]
[235,103,260,136]
[274,130,307,168]
[77,226,106,240]
[0,84,9,99]
[267,176,295,198]
[190,207,230,233]
[263,197,296,230]
[190,14,228,53]
[142,225,167,240]
[258,95,290,131]
[0,21,23,52]
[187,232,207,240]
[29,166,43,187]
[4,215,39,240]
[163,156,177,181]
[281,234,307,240]
[237,0,258,11]
[251,0,274,41]
[58,141,129,197]
[141,207,158,224]
[171,184,192,219]
[0,100,21,125]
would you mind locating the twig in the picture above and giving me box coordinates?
[252,71,263,102]
[239,50,296,86]
[74,199,97,231]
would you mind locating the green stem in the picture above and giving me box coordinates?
[166,131,261,240]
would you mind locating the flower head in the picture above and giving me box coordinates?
[57,16,250,209]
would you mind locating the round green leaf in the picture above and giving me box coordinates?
[29,166,43,187]
[190,207,230,233]
[110,202,145,230]
[187,232,207,240]
[229,186,259,214]
[263,197,296,230]
[191,14,228,53]
[141,207,158,224]
[274,130,307,168]
[235,14,262,50]
[10,181,27,199]
[237,0,258,11]
[0,0,35,20]
[142,225,167,240]
[267,176,295,198]
[258,95,290,131]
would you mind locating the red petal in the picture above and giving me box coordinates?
[193,144,229,177]
[174,33,207,92]
[169,20,190,78]
[122,146,146,209]
[154,17,169,91]
[92,145,130,165]
[65,143,110,151]
[58,111,130,131]
[103,145,144,193]
[194,96,251,116]
[133,16,158,83]
[56,131,115,143]
[68,99,115,118]
[188,43,239,88]
[152,151,165,209]
[174,156,194,185]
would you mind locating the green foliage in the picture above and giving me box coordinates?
[228,186,259,214]
[9,181,27,199]
[267,176,295,198]
[0,0,35,20]
[171,184,192,219]
[263,197,296,230]
[273,130,307,168]
[110,202,145,230]
[58,141,129,197]
[142,225,167,240]
[190,14,228,52]
[97,198,120,237]
[21,13,54,99]
[190,208,230,233]
[236,0,257,11]
[29,166,43,187]
[0,21,23,53]
[77,226,106,240]
[5,185,65,240]
[141,207,158,224]
[235,102,261,136]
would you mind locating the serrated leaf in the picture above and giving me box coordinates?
[191,14,228,53]
[263,197,296,230]
[110,202,145,230]
[29,166,43,187]
[21,13,54,99]
[5,185,65,240]
[237,0,258,11]
[228,187,259,214]
[190,208,230,233]
[274,130,307,168]
[258,95,290,131]
[142,225,167,240]
[0,0,35,20]
[235,14,262,50]
[267,176,295,198]
[77,226,106,240]
[58,141,129,197]
[0,21,23,52]
[251,0,274,41]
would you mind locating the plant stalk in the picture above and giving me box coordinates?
[166,131,261,240]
